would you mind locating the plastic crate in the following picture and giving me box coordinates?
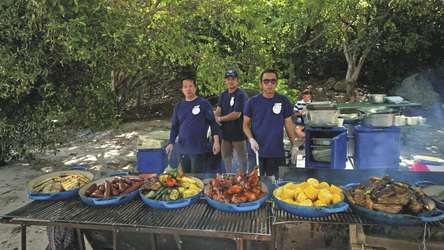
[137,149,165,173]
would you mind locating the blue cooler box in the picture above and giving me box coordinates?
[352,125,401,169]
[137,148,179,173]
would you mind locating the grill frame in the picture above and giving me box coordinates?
[1,197,274,250]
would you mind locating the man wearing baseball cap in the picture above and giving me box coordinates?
[214,70,248,173]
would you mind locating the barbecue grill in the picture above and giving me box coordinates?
[2,169,444,249]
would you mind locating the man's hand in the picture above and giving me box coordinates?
[165,144,173,155]
[291,145,298,164]
[213,143,220,155]
[249,138,259,152]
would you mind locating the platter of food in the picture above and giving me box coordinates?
[140,169,203,210]
[273,178,348,218]
[204,166,269,213]
[25,166,94,201]
[344,175,444,226]
[79,173,145,207]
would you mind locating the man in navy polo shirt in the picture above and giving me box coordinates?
[214,70,248,173]
[243,69,298,178]
[166,78,220,173]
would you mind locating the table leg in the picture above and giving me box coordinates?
[149,233,156,249]
[77,228,85,250]
[113,228,119,250]
[234,236,243,250]
[21,224,26,250]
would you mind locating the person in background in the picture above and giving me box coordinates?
[214,70,248,173]
[166,78,220,173]
[293,89,314,150]
[243,69,297,178]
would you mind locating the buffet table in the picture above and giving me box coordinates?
[2,169,444,250]
[1,174,275,250]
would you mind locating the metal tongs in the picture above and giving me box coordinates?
[255,151,260,176]
[163,154,173,173]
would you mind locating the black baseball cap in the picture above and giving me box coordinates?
[225,70,239,78]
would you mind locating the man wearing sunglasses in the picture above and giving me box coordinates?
[293,89,314,150]
[243,69,298,177]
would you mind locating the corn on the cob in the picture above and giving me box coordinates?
[319,182,330,190]
[318,189,333,205]
[303,184,320,201]
[331,193,343,204]
[300,199,313,207]
[329,184,343,195]
[314,200,327,207]
[297,182,310,190]
[307,178,320,188]
[296,192,308,203]
[284,182,296,190]
[282,187,295,199]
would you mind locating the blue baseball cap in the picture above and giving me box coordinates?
[225,70,239,78]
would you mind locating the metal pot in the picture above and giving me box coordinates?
[344,183,444,226]
[306,109,339,128]
[140,176,204,210]
[25,166,94,201]
[78,173,140,207]
[273,181,348,218]
[360,108,397,127]
[204,181,270,213]
[367,94,386,103]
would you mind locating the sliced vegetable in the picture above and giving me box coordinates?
[170,189,179,200]
[144,190,157,199]
[170,169,180,179]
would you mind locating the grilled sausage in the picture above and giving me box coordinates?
[85,183,97,196]
[104,180,111,198]
[88,185,101,197]
[98,184,105,193]
[120,181,144,195]
[128,176,143,182]
[110,182,119,196]
[93,190,105,198]
[118,179,126,193]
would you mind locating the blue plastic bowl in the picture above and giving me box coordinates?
[344,183,444,226]
[273,181,348,218]
[203,181,270,213]
[78,173,140,207]
[140,176,204,210]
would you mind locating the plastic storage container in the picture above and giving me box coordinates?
[352,125,401,169]
[137,148,179,173]
[305,126,348,169]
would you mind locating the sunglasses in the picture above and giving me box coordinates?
[303,91,311,95]
[262,78,277,84]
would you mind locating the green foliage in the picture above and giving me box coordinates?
[1,0,443,162]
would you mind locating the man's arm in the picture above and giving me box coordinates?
[243,115,253,140]
[218,111,242,122]
[284,117,297,147]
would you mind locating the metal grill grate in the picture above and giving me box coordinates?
[2,197,273,237]
[273,203,444,228]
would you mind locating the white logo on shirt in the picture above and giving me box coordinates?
[273,103,282,114]
[192,105,201,115]
[230,97,235,106]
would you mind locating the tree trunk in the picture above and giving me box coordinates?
[343,41,369,102]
